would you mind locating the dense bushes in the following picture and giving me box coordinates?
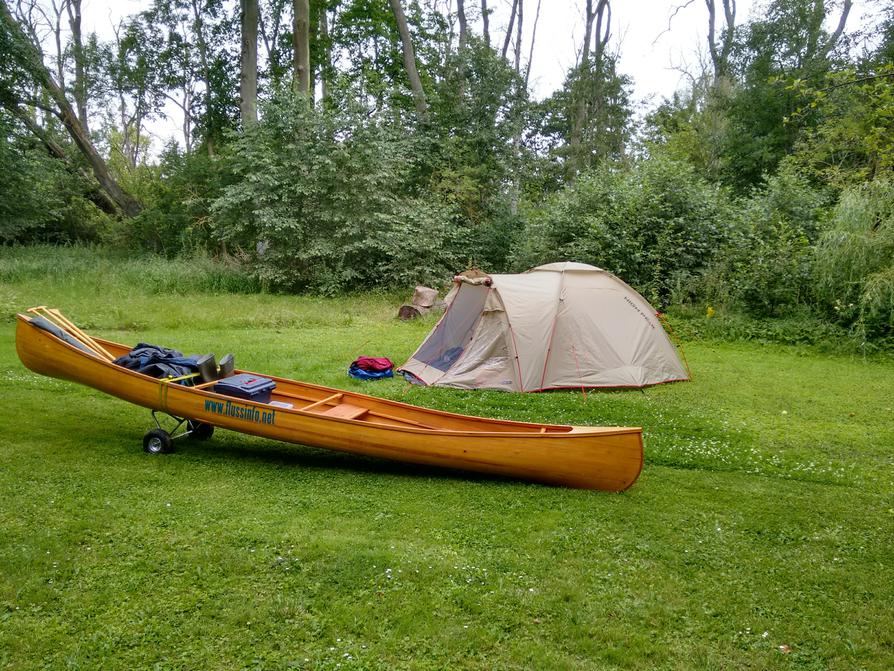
[815,180,894,338]
[702,166,830,317]
[0,115,111,244]
[515,154,732,306]
[514,157,893,340]
[210,95,469,293]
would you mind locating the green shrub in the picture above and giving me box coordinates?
[815,179,894,337]
[211,93,465,293]
[0,115,112,245]
[514,153,732,305]
[111,146,222,256]
[667,305,863,353]
[702,166,830,317]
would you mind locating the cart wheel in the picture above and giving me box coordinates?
[187,421,214,441]
[143,428,174,454]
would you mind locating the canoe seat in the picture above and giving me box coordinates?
[320,403,368,420]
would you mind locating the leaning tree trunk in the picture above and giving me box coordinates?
[388,0,428,119]
[11,103,118,215]
[66,0,88,132]
[524,0,542,89]
[0,2,141,217]
[502,0,517,60]
[293,0,311,96]
[240,0,258,125]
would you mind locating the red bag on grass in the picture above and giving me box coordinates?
[354,356,394,372]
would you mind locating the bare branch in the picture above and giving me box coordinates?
[524,0,541,89]
[652,0,696,47]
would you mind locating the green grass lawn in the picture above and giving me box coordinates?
[1,249,893,670]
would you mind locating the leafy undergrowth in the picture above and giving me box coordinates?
[1,255,893,669]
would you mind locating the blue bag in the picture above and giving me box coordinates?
[348,362,394,381]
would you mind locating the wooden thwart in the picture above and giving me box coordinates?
[299,393,343,411]
[321,403,368,420]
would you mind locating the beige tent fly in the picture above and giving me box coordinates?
[398,262,690,391]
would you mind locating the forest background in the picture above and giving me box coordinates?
[0,0,892,345]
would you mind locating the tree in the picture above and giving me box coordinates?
[104,16,166,169]
[293,0,310,95]
[717,0,855,189]
[240,0,258,125]
[706,0,736,81]
[181,0,239,153]
[0,1,141,216]
[562,0,628,176]
[58,0,89,130]
[788,65,894,186]
[388,0,427,119]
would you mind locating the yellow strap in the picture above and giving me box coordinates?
[162,372,201,384]
[158,373,200,412]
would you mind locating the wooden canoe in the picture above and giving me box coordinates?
[14,312,643,491]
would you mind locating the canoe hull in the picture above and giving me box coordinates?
[15,315,643,490]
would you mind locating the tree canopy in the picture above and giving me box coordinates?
[0,0,892,336]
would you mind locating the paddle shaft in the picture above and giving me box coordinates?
[27,307,114,361]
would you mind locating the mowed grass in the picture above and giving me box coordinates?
[1,248,893,670]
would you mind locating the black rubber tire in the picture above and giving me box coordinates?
[187,421,214,441]
[143,428,174,454]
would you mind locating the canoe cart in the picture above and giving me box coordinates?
[15,308,644,491]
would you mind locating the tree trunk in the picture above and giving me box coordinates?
[0,2,140,217]
[190,0,216,154]
[388,0,428,119]
[457,0,468,51]
[593,0,610,62]
[524,0,542,89]
[502,0,517,60]
[319,2,331,102]
[822,0,852,57]
[46,0,66,96]
[66,0,88,132]
[514,0,523,73]
[240,0,258,125]
[293,0,311,96]
[569,0,610,177]
[706,0,736,81]
[12,103,118,215]
[481,0,490,47]
[570,0,596,158]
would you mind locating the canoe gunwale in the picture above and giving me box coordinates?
[15,312,645,490]
[17,314,640,438]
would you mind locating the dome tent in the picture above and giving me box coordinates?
[398,262,689,391]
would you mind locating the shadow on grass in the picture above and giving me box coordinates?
[150,429,528,490]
